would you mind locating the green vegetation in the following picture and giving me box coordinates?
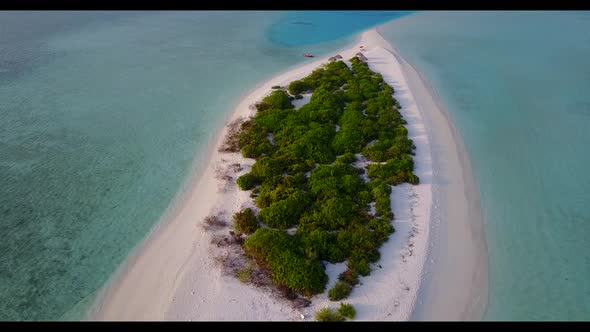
[243,228,327,296]
[367,154,419,185]
[236,173,257,190]
[255,89,294,112]
[234,57,418,299]
[338,269,359,286]
[288,80,311,95]
[315,307,345,322]
[232,208,259,235]
[328,280,352,301]
[258,190,311,229]
[315,303,356,321]
[338,303,356,319]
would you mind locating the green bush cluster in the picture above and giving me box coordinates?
[367,154,419,185]
[338,303,356,319]
[328,280,352,301]
[239,121,273,159]
[314,307,345,322]
[255,90,294,112]
[233,208,259,235]
[243,228,328,296]
[288,80,311,95]
[336,152,357,165]
[236,173,257,190]
[368,180,393,218]
[234,59,417,299]
[314,303,356,321]
[250,156,284,181]
[332,101,374,154]
[258,190,311,229]
[288,61,352,96]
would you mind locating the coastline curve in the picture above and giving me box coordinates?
[88,26,487,321]
[375,26,489,321]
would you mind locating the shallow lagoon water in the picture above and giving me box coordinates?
[0,11,403,320]
[380,11,590,320]
[4,10,587,321]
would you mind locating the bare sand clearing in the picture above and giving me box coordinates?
[88,28,486,321]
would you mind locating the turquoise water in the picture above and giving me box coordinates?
[8,10,587,322]
[380,11,590,320]
[0,11,403,321]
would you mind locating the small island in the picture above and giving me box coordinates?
[87,28,480,322]
[215,55,419,314]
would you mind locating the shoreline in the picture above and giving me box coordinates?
[88,33,364,321]
[88,27,486,321]
[380,29,489,320]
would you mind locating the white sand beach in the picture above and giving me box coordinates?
[88,28,486,321]
[384,31,489,321]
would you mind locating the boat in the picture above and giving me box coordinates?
[304,53,314,58]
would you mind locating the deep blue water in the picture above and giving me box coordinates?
[0,11,406,321]
[266,11,413,47]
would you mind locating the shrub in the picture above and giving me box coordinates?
[348,257,371,276]
[233,208,259,235]
[308,86,345,113]
[255,108,294,133]
[250,157,284,181]
[274,123,336,164]
[243,228,328,295]
[237,173,257,190]
[369,180,392,217]
[367,154,416,185]
[298,228,346,263]
[271,85,281,89]
[336,152,357,165]
[338,269,359,286]
[315,307,344,322]
[331,102,367,154]
[288,79,312,95]
[407,172,420,185]
[258,190,310,229]
[256,90,294,111]
[315,196,357,230]
[362,137,414,162]
[309,163,363,199]
[255,183,297,209]
[338,303,356,319]
[241,142,273,159]
[368,217,395,242]
[328,280,352,301]
[357,190,372,207]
